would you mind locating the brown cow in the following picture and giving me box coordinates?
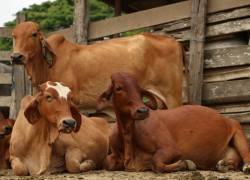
[10,81,109,176]
[0,111,5,120]
[97,72,250,173]
[11,21,185,116]
[0,118,15,169]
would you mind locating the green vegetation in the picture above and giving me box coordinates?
[0,0,114,50]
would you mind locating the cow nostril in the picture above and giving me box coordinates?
[4,126,12,134]
[136,107,149,114]
[62,119,76,128]
[11,53,24,62]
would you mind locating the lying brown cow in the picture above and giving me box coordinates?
[97,72,250,173]
[0,118,15,169]
[0,111,5,120]
[11,21,185,114]
[10,81,109,176]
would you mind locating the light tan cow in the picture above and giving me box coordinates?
[10,81,109,176]
[11,21,185,115]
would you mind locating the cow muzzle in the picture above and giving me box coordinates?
[11,53,25,65]
[132,107,149,120]
[59,119,76,133]
[0,126,12,138]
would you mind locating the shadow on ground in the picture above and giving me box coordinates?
[0,170,249,180]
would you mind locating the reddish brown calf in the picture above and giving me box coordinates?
[0,118,15,169]
[97,72,250,173]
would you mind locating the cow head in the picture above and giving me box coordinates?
[97,72,158,120]
[11,21,54,67]
[24,81,81,133]
[0,119,15,139]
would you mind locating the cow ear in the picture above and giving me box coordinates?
[40,35,55,68]
[24,98,40,124]
[141,90,158,110]
[70,104,82,132]
[96,84,113,111]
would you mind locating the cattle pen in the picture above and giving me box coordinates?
[0,0,250,179]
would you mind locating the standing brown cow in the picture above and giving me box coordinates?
[11,21,185,115]
[97,73,250,173]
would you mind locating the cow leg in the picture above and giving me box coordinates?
[152,148,196,173]
[216,147,241,172]
[231,125,250,173]
[104,124,124,170]
[65,148,97,173]
[11,157,29,176]
[65,148,85,173]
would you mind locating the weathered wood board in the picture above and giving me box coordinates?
[204,66,250,83]
[155,6,250,33]
[202,79,250,105]
[188,0,207,104]
[0,73,11,84]
[0,51,11,62]
[0,96,12,107]
[161,17,250,42]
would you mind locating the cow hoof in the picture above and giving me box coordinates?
[185,160,196,171]
[243,163,250,174]
[80,160,96,172]
[216,160,229,173]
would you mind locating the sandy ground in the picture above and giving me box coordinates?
[0,170,250,180]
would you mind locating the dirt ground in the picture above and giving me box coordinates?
[0,170,250,180]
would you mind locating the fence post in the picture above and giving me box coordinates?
[188,0,207,104]
[73,0,89,44]
[11,13,32,118]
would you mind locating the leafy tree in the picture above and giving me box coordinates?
[0,0,114,50]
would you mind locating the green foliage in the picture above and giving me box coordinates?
[90,0,113,21]
[0,0,114,50]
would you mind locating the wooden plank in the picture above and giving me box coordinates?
[204,66,250,83]
[0,63,11,73]
[188,0,207,104]
[0,27,11,38]
[203,79,250,104]
[0,51,11,61]
[211,103,250,114]
[0,73,11,84]
[12,13,27,118]
[157,6,250,33]
[13,65,25,113]
[164,17,250,42]
[73,0,89,44]
[224,112,250,123]
[0,96,12,107]
[87,0,250,40]
[242,124,250,144]
[204,45,250,69]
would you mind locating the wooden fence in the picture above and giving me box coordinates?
[0,0,250,139]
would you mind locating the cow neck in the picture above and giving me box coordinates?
[115,109,136,161]
[21,117,59,175]
[0,137,9,169]
[29,54,50,87]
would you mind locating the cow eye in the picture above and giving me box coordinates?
[45,95,53,102]
[116,86,122,91]
[32,32,37,37]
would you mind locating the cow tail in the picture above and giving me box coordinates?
[182,45,189,104]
